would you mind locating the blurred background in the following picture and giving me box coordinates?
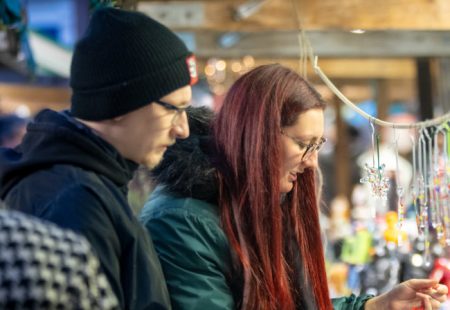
[1,0,450,305]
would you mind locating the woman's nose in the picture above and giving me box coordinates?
[301,151,319,169]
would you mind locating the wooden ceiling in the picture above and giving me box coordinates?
[136,0,450,80]
[134,0,448,103]
[138,0,450,31]
[5,1,444,114]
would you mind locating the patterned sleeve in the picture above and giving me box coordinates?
[0,210,119,309]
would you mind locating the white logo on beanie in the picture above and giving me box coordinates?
[186,55,198,85]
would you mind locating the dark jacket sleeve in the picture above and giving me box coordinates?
[141,200,235,310]
[41,184,125,307]
[331,294,374,310]
[47,182,172,310]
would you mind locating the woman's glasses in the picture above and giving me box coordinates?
[281,131,327,161]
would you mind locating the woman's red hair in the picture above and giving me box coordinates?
[212,64,332,309]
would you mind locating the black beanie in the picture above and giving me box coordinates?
[70,8,198,120]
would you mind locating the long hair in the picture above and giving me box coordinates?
[212,64,332,309]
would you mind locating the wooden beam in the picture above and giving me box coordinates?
[304,0,450,31]
[317,58,415,79]
[208,58,416,79]
[0,83,70,115]
[193,30,450,58]
[139,0,450,31]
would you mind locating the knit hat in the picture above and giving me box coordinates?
[70,8,198,120]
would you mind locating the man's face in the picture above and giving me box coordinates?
[116,85,191,169]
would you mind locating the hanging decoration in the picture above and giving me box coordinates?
[433,124,450,245]
[410,134,421,236]
[360,121,390,215]
[393,127,406,246]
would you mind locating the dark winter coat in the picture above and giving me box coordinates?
[0,109,170,310]
[139,107,373,309]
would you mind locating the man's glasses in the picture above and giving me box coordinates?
[154,100,189,124]
[281,131,327,161]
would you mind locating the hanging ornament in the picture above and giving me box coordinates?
[418,127,431,266]
[393,127,406,246]
[417,129,428,236]
[424,128,441,233]
[360,120,390,212]
[434,123,450,245]
[410,134,421,237]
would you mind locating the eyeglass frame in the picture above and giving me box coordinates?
[154,100,190,124]
[281,130,327,161]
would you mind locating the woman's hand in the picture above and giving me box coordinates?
[364,279,447,310]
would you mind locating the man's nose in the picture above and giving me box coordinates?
[172,111,190,139]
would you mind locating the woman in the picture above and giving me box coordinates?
[140,64,447,309]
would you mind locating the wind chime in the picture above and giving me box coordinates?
[360,119,450,265]
[433,124,450,244]
[360,120,390,218]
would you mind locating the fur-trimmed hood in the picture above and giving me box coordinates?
[151,106,218,204]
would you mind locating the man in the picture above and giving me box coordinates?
[0,7,197,309]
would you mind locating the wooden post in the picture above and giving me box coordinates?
[376,79,389,122]
[416,58,434,120]
[433,58,450,115]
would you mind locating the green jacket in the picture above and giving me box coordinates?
[140,187,372,309]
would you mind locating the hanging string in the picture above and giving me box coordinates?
[313,57,450,128]
[290,0,308,78]
[410,134,421,233]
[370,119,376,167]
[393,126,405,246]
[446,123,450,148]
[419,128,431,266]
[424,129,440,233]
[418,129,426,236]
[376,134,381,171]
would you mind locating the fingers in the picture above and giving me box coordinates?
[390,280,447,309]
[416,292,444,310]
[405,279,439,290]
[420,284,448,303]
[434,283,448,297]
